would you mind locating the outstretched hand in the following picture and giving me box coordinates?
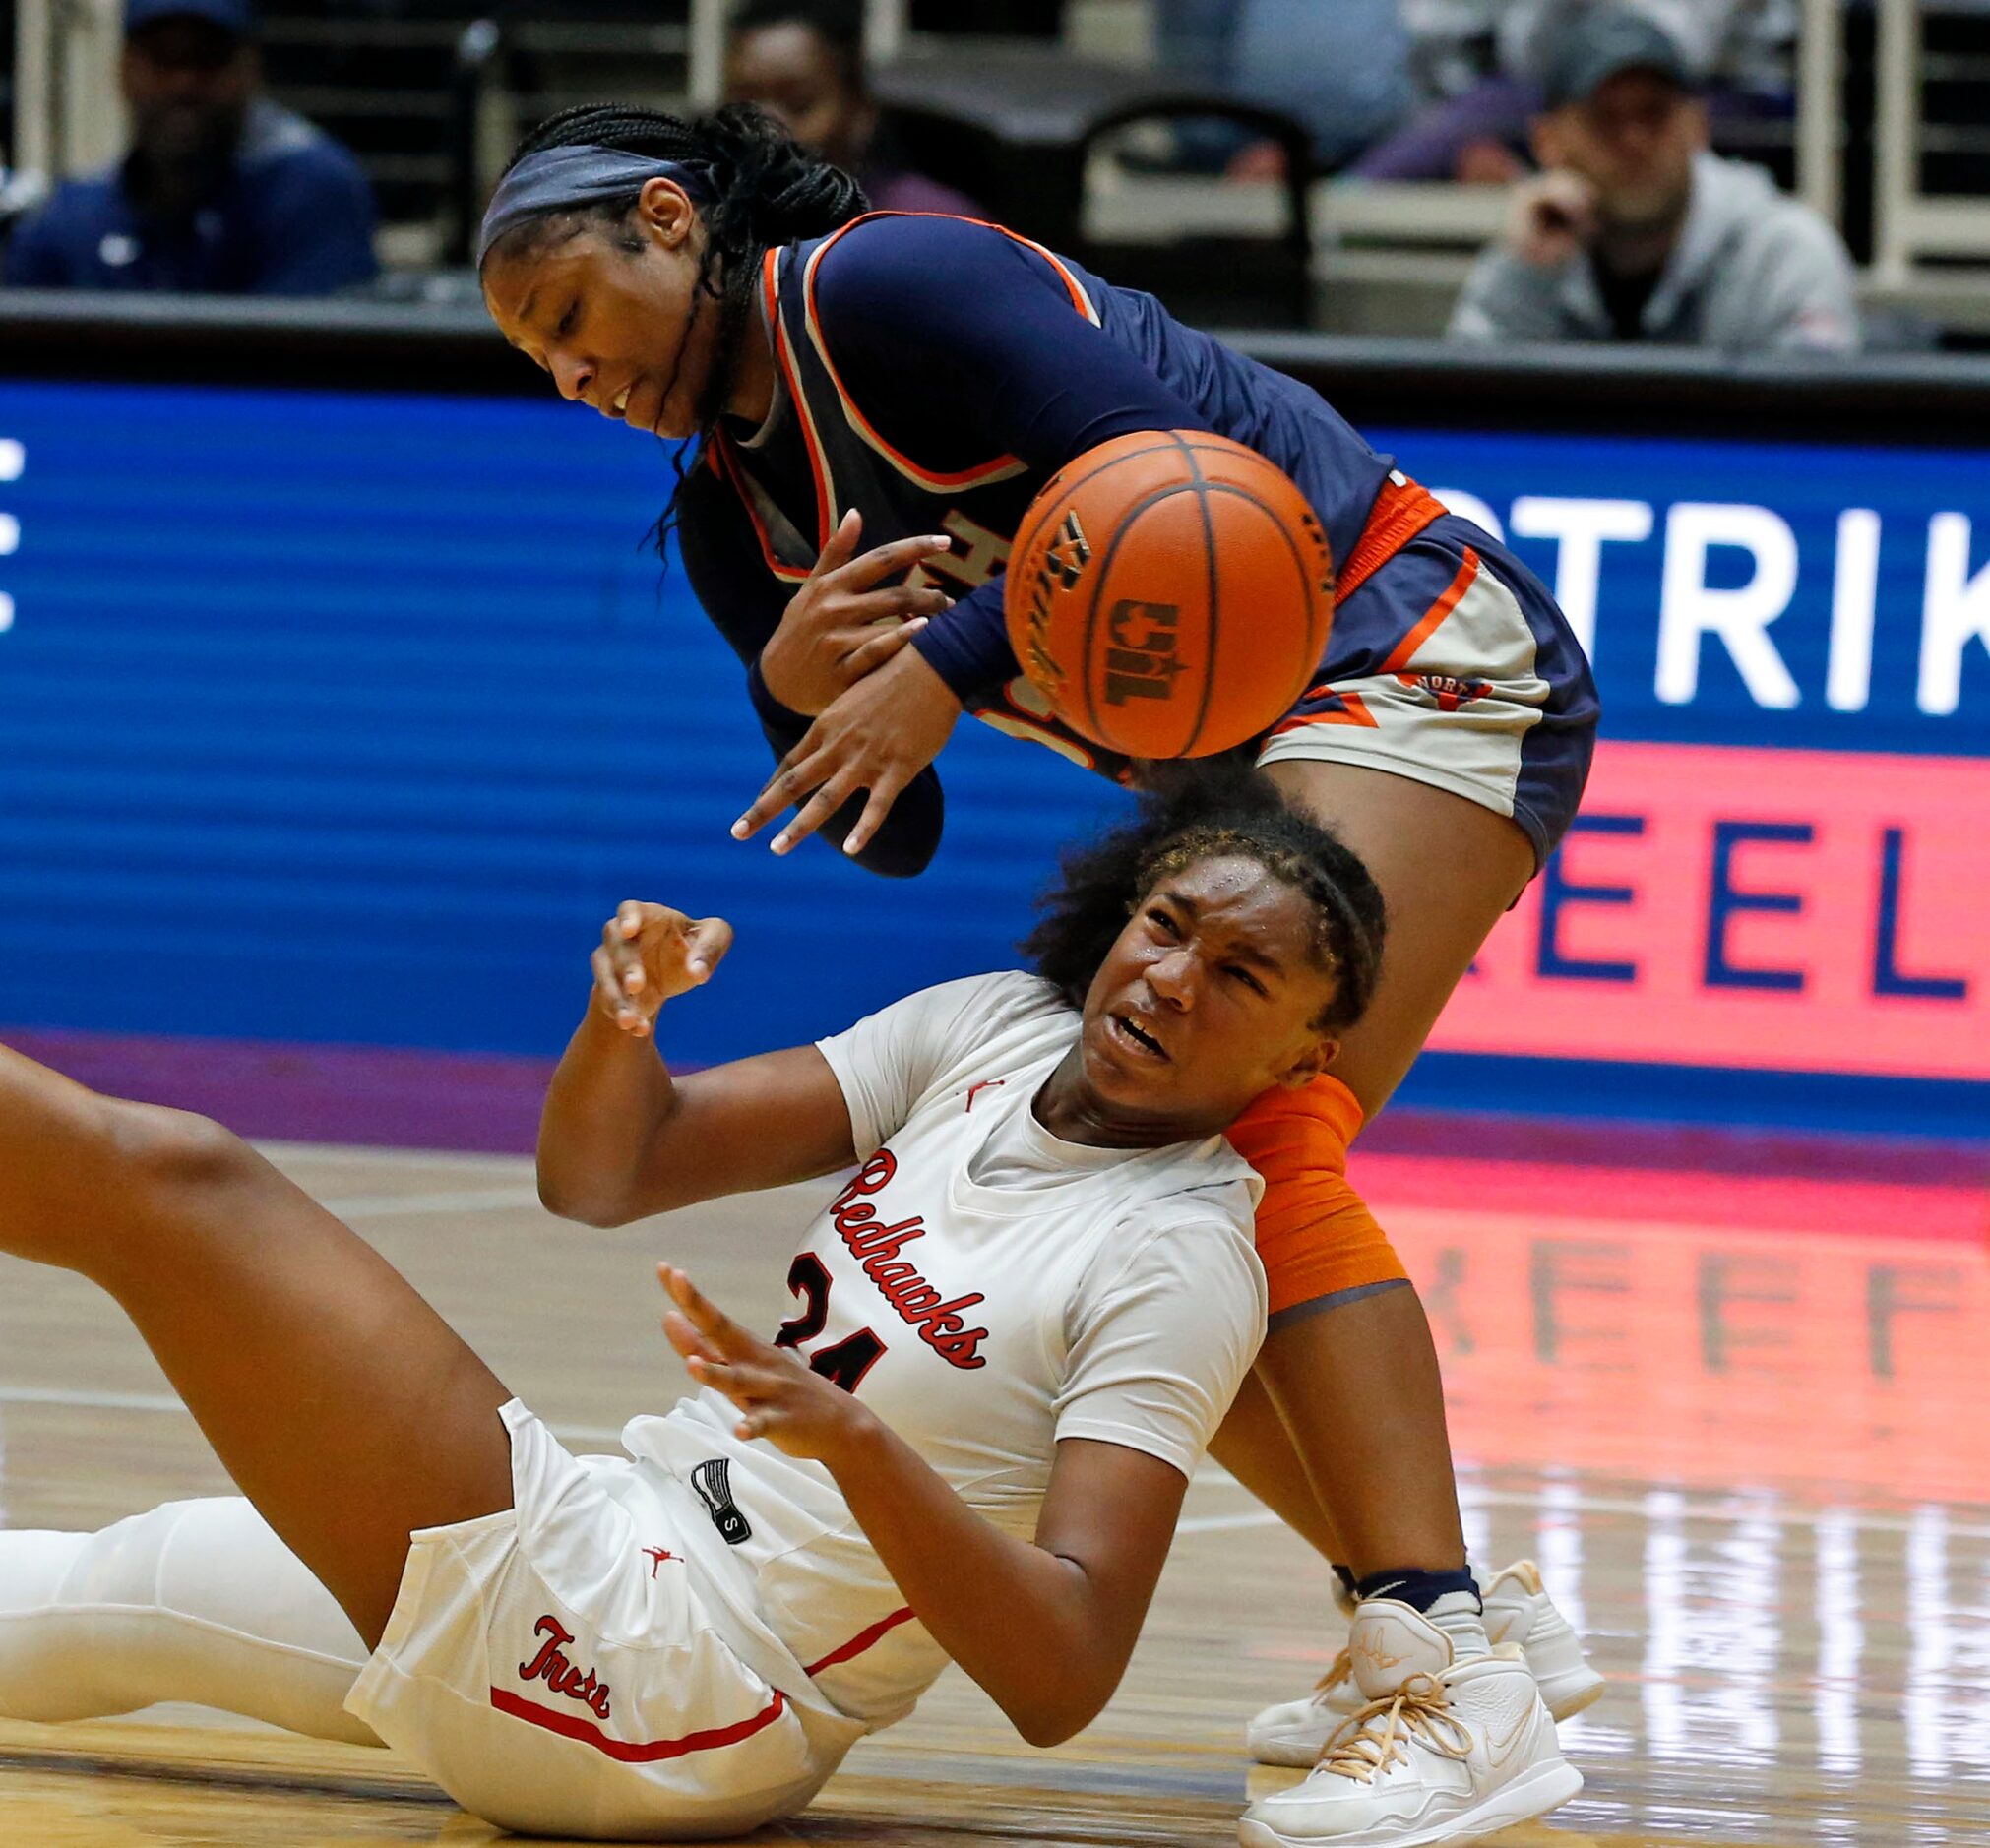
[591,902,734,1038]
[733,644,963,858]
[759,510,957,716]
[659,1264,875,1464]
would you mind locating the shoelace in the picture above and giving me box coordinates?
[1308,1650,1354,1707]
[1317,1673,1474,1782]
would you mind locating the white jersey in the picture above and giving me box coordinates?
[623,971,1266,1729]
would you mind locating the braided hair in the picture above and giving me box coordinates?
[489,102,867,554]
[1023,767,1387,1035]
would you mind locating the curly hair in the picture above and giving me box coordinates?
[487,102,867,559]
[1022,768,1387,1035]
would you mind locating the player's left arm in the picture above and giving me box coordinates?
[660,1264,1189,1747]
[733,216,1213,856]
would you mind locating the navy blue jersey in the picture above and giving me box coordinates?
[677,213,1564,874]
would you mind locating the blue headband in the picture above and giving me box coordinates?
[476,145,708,267]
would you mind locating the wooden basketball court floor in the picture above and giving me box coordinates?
[1,1135,1985,1847]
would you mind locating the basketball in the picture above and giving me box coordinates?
[1003,430,1335,759]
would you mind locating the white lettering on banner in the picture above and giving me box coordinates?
[1656,503,1801,708]
[1827,509,1882,712]
[1431,487,1504,542]
[1510,496,1654,662]
[1918,512,1990,717]
[0,438,18,637]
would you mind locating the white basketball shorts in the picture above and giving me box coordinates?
[344,1399,864,1841]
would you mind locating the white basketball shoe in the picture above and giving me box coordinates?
[1239,1601,1582,1848]
[1245,1559,1601,1768]
[1479,1560,1604,1719]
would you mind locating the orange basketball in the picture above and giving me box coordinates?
[1003,431,1335,759]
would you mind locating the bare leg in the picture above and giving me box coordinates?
[1251,760,1535,1579]
[1256,1284,1464,1574]
[0,1044,515,1645]
[1209,1366,1343,1566]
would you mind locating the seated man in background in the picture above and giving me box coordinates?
[1447,3,1858,352]
[724,0,980,218]
[4,0,376,296]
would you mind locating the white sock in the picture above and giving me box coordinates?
[0,1497,380,1745]
[1424,1588,1490,1662]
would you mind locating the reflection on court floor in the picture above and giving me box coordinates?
[0,1139,1984,1845]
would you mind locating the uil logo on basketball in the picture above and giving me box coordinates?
[1103,600,1188,706]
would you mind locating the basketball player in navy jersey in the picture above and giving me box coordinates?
[479,102,1602,1847]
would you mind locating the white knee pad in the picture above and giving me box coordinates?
[0,1497,380,1745]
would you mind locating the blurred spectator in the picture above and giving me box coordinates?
[1448,5,1858,353]
[1362,0,1795,183]
[725,0,980,217]
[1155,0,1414,173]
[3,0,376,294]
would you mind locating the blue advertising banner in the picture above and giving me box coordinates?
[0,380,1124,1071]
[0,382,1983,1134]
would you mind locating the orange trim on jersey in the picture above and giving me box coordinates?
[1227,1078,1408,1317]
[1337,474,1450,604]
[711,428,811,585]
[1260,474,1456,736]
[1270,689,1378,734]
[489,1685,788,1762]
[1382,546,1479,674]
[804,1605,917,1676]
[798,213,1097,493]
[762,247,838,554]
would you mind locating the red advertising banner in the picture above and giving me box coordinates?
[1430,740,1987,1082]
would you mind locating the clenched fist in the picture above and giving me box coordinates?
[591,902,734,1038]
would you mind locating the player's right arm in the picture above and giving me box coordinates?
[536,900,857,1225]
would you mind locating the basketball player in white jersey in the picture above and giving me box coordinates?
[0,772,1577,1844]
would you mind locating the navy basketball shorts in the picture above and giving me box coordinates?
[1255,511,1600,870]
